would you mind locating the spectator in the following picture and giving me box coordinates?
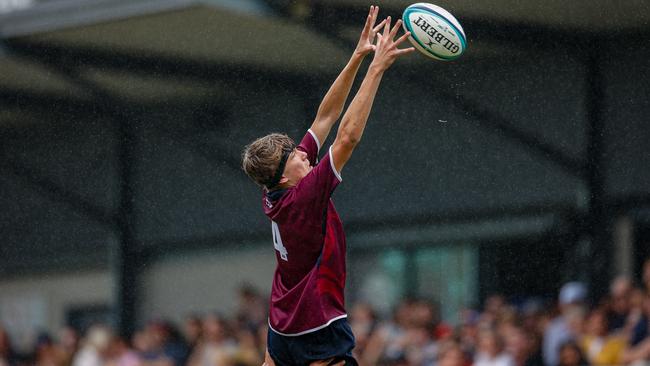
[607,276,633,333]
[187,314,236,366]
[474,327,515,366]
[34,332,66,366]
[543,282,587,366]
[235,284,266,330]
[623,339,650,366]
[482,295,508,327]
[0,326,16,366]
[494,305,521,357]
[230,326,262,366]
[360,299,412,366]
[72,325,112,366]
[458,308,480,356]
[56,326,80,366]
[622,292,650,365]
[254,323,268,362]
[106,335,141,366]
[557,341,588,366]
[132,327,172,366]
[437,341,467,366]
[149,321,189,366]
[402,325,437,366]
[182,315,202,356]
[349,303,378,361]
[618,286,647,346]
[503,326,543,366]
[580,307,625,365]
[520,299,546,337]
[360,298,444,366]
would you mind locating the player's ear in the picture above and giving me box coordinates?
[279,176,289,185]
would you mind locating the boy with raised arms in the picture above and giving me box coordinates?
[242,6,414,365]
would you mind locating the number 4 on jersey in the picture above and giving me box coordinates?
[272,221,288,261]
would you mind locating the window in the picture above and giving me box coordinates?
[348,244,478,322]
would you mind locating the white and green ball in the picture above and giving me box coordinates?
[402,3,467,61]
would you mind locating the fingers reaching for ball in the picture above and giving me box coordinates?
[371,17,415,71]
[355,5,386,56]
[389,18,402,38]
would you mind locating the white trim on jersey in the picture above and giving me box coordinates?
[268,314,348,337]
[307,129,321,152]
[329,146,342,182]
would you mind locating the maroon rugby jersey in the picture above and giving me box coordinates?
[263,130,347,336]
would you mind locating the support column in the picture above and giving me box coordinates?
[404,248,419,299]
[584,40,610,302]
[113,112,139,338]
[613,216,634,277]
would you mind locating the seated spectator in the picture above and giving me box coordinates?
[623,340,650,366]
[150,320,189,366]
[622,292,650,365]
[35,332,68,366]
[235,284,266,329]
[607,275,633,333]
[0,326,16,366]
[624,287,647,344]
[580,307,626,365]
[106,335,141,366]
[557,341,588,366]
[349,303,378,361]
[72,325,112,366]
[402,325,437,366]
[230,326,262,366]
[255,323,268,362]
[132,326,173,366]
[56,326,80,366]
[187,313,236,366]
[458,308,480,357]
[520,299,546,337]
[481,295,508,327]
[360,299,412,366]
[474,327,515,366]
[437,341,467,366]
[362,298,447,366]
[503,326,543,366]
[543,282,587,366]
[182,315,203,355]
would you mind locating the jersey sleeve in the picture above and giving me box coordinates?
[297,129,322,166]
[292,146,342,211]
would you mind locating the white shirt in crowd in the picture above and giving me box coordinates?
[474,351,516,366]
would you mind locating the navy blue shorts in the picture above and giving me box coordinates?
[267,318,358,366]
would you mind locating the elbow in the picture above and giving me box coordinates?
[338,133,359,148]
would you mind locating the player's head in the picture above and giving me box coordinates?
[242,133,311,190]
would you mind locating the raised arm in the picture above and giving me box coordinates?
[331,17,414,173]
[309,5,385,145]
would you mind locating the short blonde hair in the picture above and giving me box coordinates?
[242,133,295,188]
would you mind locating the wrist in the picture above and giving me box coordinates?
[368,63,386,76]
[350,51,366,63]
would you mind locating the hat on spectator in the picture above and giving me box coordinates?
[559,282,587,305]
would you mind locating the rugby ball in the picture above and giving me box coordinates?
[402,3,466,61]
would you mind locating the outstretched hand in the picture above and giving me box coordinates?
[354,5,386,57]
[369,17,415,72]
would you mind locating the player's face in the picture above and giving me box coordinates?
[283,148,312,186]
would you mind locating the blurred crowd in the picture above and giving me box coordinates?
[2,258,650,366]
